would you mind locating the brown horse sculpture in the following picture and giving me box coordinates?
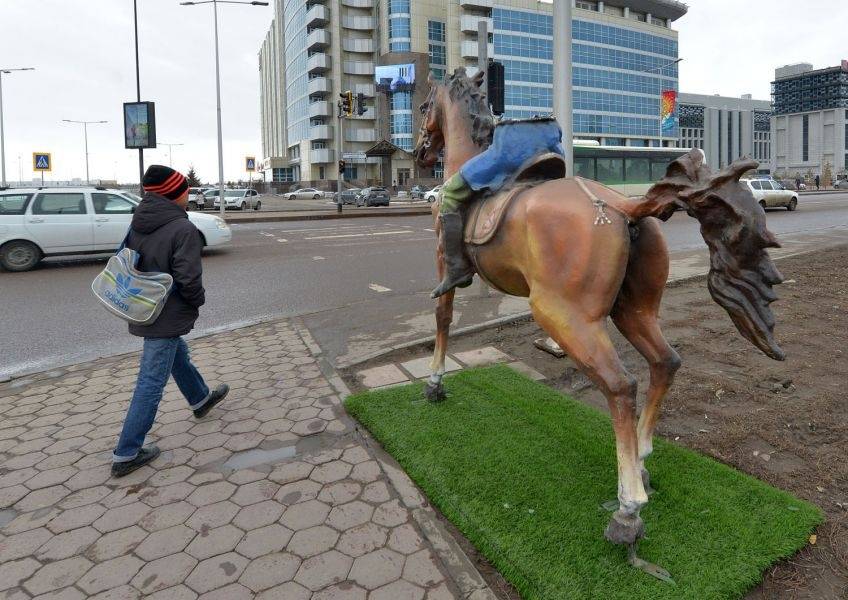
[413,68,785,572]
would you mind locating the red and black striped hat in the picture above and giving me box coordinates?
[142,165,189,200]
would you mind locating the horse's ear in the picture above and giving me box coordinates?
[427,71,435,85]
[471,69,485,88]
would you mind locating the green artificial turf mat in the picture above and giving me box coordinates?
[345,365,823,600]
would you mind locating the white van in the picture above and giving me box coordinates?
[0,187,232,272]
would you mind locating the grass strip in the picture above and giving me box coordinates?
[345,365,822,599]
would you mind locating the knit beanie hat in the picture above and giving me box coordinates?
[142,165,189,200]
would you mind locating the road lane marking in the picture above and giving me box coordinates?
[424,228,435,232]
[369,283,392,293]
[276,238,288,243]
[313,256,325,260]
[304,230,413,240]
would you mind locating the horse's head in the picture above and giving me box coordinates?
[414,68,491,169]
[647,149,785,360]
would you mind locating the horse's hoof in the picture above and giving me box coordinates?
[424,382,446,403]
[641,468,656,496]
[604,510,645,545]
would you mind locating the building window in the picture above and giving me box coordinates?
[576,1,597,11]
[318,166,325,180]
[428,20,445,42]
[344,165,359,181]
[389,41,410,52]
[802,114,809,162]
[310,141,326,149]
[288,145,300,159]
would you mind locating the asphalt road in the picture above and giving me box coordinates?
[3,192,848,380]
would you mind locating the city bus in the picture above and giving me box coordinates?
[572,140,690,197]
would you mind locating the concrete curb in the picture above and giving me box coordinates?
[293,317,499,600]
[222,207,432,224]
[335,270,712,371]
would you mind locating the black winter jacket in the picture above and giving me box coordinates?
[126,193,205,338]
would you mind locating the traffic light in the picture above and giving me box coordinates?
[487,61,505,116]
[356,92,366,116]
[339,91,353,117]
[338,159,346,174]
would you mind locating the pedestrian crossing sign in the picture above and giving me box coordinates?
[245,156,256,172]
[33,152,52,172]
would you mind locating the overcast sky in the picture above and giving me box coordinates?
[0,0,843,184]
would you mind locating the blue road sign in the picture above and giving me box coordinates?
[245,157,256,172]
[33,152,52,172]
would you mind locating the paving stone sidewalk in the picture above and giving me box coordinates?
[0,319,494,600]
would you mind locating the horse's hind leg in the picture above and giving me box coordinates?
[611,219,681,492]
[529,289,648,545]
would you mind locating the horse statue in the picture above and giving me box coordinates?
[413,68,785,575]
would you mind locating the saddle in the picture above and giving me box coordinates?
[463,152,566,246]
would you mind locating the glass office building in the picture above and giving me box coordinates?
[490,4,682,146]
[259,0,688,184]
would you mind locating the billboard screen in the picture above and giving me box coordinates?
[123,101,157,149]
[375,64,415,93]
[660,90,678,133]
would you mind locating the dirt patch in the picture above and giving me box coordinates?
[342,245,848,599]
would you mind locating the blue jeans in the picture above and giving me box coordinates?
[113,337,210,462]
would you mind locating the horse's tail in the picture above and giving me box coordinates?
[626,149,785,361]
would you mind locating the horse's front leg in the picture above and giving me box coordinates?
[426,228,453,402]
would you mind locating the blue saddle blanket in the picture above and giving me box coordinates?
[460,117,565,192]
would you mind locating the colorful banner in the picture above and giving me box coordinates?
[661,90,678,133]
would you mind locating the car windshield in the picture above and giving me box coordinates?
[204,190,219,197]
[122,191,142,203]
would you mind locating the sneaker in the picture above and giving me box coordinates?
[111,445,161,478]
[193,384,230,419]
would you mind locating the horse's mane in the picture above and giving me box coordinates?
[446,68,494,149]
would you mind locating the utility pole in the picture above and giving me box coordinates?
[159,142,184,167]
[553,0,574,178]
[133,0,144,193]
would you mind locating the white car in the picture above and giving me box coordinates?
[0,187,232,272]
[741,178,798,211]
[207,188,262,211]
[188,187,213,210]
[286,187,325,200]
[424,186,442,203]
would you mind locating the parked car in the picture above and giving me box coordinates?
[207,188,262,211]
[188,187,212,210]
[833,178,848,189]
[0,187,232,272]
[423,186,442,203]
[410,185,426,199]
[333,188,361,205]
[286,187,325,200]
[356,187,390,207]
[742,178,798,211]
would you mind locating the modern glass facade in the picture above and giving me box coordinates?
[389,91,414,151]
[492,7,679,144]
[283,0,309,145]
[428,20,446,82]
[388,0,411,53]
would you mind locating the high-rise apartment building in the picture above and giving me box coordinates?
[771,62,848,180]
[677,92,772,173]
[259,0,688,187]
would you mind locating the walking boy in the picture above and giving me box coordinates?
[112,165,229,477]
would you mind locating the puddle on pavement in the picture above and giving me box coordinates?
[218,431,355,473]
[221,445,298,470]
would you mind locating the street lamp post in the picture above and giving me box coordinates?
[159,142,184,167]
[62,119,108,184]
[0,67,35,187]
[180,0,268,216]
[552,0,573,178]
[642,58,683,147]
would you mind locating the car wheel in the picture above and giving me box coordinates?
[0,240,42,272]
[239,202,246,211]
[287,195,295,200]
[187,201,197,211]
[787,198,797,211]
[313,194,320,199]
[759,200,767,211]
[254,200,262,211]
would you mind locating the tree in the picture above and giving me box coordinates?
[186,165,202,187]
[822,161,833,187]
